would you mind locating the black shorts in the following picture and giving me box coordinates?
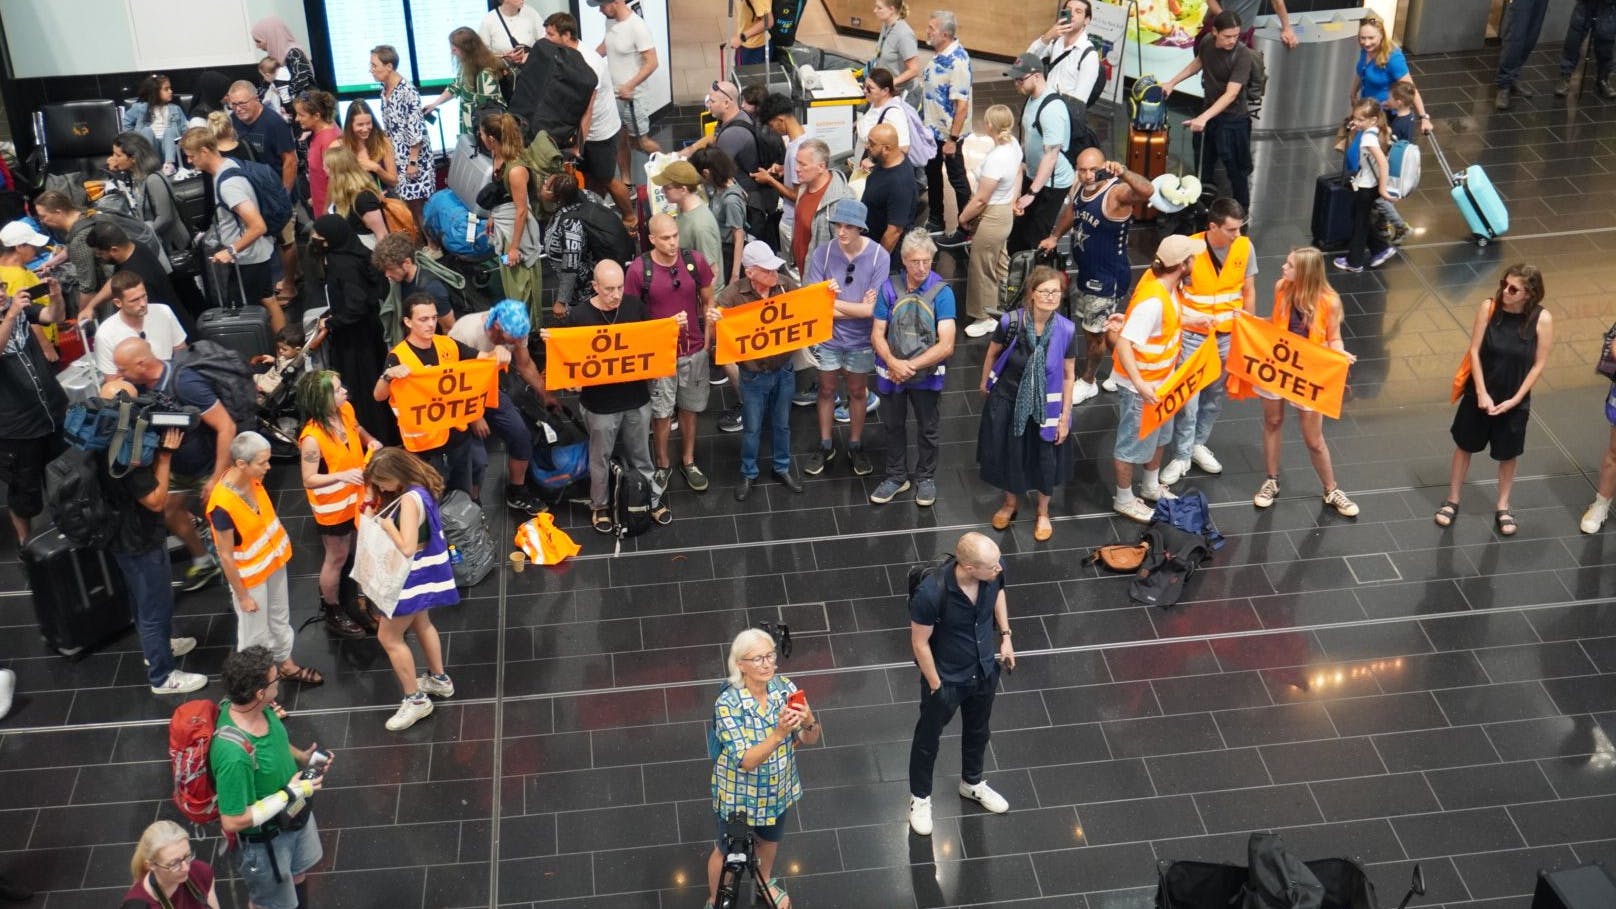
[0,434,63,520]
[580,138,619,187]
[1451,396,1530,461]
[316,520,356,537]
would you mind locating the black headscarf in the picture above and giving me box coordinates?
[312,214,370,259]
[189,71,232,118]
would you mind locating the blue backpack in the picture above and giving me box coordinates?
[1151,487,1225,550]
[215,161,292,236]
[422,189,493,260]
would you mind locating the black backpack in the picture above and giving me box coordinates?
[45,449,118,549]
[720,117,787,174]
[507,39,598,148]
[1241,832,1325,909]
[906,552,953,598]
[1128,523,1212,608]
[1045,43,1109,108]
[769,0,809,49]
[1031,93,1102,168]
[639,249,698,293]
[609,459,654,538]
[1244,48,1269,118]
[169,341,258,432]
[575,199,636,266]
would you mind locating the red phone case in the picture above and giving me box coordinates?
[788,691,807,711]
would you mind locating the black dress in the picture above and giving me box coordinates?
[313,215,398,446]
[1450,307,1539,461]
[976,317,1076,495]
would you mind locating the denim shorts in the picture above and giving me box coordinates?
[650,350,712,418]
[237,815,322,909]
[713,808,789,850]
[811,344,875,374]
[1113,387,1170,463]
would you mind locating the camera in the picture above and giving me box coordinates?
[715,811,756,909]
[299,747,332,780]
[754,622,792,660]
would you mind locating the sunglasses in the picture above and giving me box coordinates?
[844,262,857,285]
[710,81,735,102]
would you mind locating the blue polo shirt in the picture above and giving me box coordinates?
[910,558,1006,685]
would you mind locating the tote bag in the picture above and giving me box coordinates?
[350,498,410,616]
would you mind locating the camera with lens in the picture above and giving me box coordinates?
[753,621,791,660]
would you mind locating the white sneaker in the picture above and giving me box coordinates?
[1191,444,1223,475]
[959,779,1010,814]
[1159,458,1190,487]
[1113,498,1155,523]
[385,694,434,731]
[1253,477,1280,509]
[0,668,14,720]
[417,673,456,698]
[1072,379,1099,405]
[1582,497,1612,534]
[1323,487,1360,518]
[143,637,198,667]
[908,795,934,835]
[964,318,997,339]
[151,670,208,695]
[1140,483,1177,502]
[1101,376,1119,393]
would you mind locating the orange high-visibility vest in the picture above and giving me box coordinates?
[1180,232,1252,334]
[206,480,292,589]
[389,335,461,451]
[299,401,370,527]
[1112,270,1183,385]
[1270,285,1341,346]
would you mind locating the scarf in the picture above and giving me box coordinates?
[251,16,302,66]
[1011,313,1054,437]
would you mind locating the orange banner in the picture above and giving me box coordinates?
[544,317,679,389]
[391,358,502,450]
[1227,316,1351,418]
[1139,334,1224,439]
[713,282,835,366]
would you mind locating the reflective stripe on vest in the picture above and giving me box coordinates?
[299,402,369,527]
[1112,272,1183,384]
[206,481,292,589]
[1180,233,1251,333]
[389,336,461,452]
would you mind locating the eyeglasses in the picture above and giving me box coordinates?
[710,81,735,102]
[1033,287,1062,298]
[964,562,1003,574]
[741,652,778,666]
[154,851,194,873]
[227,99,254,109]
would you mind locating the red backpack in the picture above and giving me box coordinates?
[169,699,255,830]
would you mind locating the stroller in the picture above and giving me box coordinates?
[252,309,329,461]
[1156,833,1425,909]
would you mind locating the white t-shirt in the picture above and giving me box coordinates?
[858,100,910,151]
[580,46,622,143]
[1114,296,1166,394]
[95,304,186,378]
[479,5,546,56]
[1351,127,1382,191]
[977,141,1023,206]
[603,14,656,101]
[448,313,498,353]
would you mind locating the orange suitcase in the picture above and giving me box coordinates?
[1128,126,1169,221]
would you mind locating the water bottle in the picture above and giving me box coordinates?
[448,544,462,565]
[465,211,477,248]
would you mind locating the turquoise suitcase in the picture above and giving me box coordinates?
[1429,135,1508,246]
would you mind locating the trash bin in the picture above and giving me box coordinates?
[1403,0,1491,53]
[1252,9,1368,135]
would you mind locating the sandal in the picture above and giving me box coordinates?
[1495,509,1518,536]
[281,664,324,686]
[651,503,673,525]
[591,509,615,534]
[1033,514,1053,542]
[990,505,1017,530]
[1433,500,1458,527]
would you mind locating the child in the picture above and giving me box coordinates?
[252,324,308,400]
[1377,82,1417,245]
[1333,99,1396,274]
[256,57,292,121]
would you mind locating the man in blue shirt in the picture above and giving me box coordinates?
[1007,54,1075,254]
[921,11,974,241]
[869,229,955,507]
[225,81,299,301]
[907,530,1016,836]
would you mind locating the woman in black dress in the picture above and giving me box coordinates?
[1436,264,1553,536]
[310,214,398,446]
[977,265,1078,542]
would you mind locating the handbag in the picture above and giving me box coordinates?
[1090,541,1150,572]
[1450,298,1495,403]
[1597,320,1616,381]
[350,498,410,617]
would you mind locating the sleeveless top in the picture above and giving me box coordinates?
[394,486,459,614]
[1477,308,1541,409]
[1072,177,1132,299]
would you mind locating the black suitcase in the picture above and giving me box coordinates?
[21,529,133,659]
[198,258,273,361]
[1311,173,1354,251]
[170,172,210,237]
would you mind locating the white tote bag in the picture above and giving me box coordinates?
[349,498,410,617]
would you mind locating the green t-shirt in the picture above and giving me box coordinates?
[676,203,726,292]
[210,704,299,833]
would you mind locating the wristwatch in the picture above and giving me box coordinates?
[948,134,961,143]
[998,629,1012,638]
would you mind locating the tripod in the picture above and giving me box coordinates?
[713,814,785,909]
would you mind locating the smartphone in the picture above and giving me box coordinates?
[787,691,808,713]
[19,283,51,301]
[1060,8,1073,22]
[299,747,333,780]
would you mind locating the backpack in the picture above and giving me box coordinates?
[1384,138,1422,199]
[506,39,598,149]
[1128,522,1212,608]
[438,489,496,587]
[1130,75,1167,131]
[63,395,171,477]
[874,103,937,168]
[169,699,255,831]
[906,552,953,598]
[76,209,169,270]
[1243,48,1268,118]
[1000,247,1063,315]
[609,458,654,539]
[171,341,259,432]
[1151,487,1225,549]
[44,448,118,549]
[422,189,494,259]
[769,0,809,48]
[380,195,420,242]
[1241,832,1325,909]
[576,198,636,266]
[884,277,945,379]
[1046,42,1110,108]
[639,249,698,293]
[215,160,293,236]
[1032,93,1101,168]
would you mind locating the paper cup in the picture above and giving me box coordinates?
[509,551,528,573]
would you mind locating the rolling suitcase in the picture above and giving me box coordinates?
[58,317,102,404]
[197,258,273,361]
[449,134,494,216]
[1428,133,1508,246]
[1128,125,1169,222]
[22,529,133,659]
[169,172,210,237]
[1310,173,1354,250]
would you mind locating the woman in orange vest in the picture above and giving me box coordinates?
[206,431,322,685]
[1251,247,1361,518]
[297,369,382,639]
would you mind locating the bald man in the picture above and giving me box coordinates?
[113,336,229,592]
[559,259,666,530]
[906,530,1016,835]
[860,122,918,253]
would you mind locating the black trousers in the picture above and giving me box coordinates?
[908,666,999,798]
[925,143,973,229]
[1348,186,1390,267]
[1007,184,1067,254]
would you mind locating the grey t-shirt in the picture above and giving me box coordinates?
[1197,34,1254,120]
[676,203,725,291]
[873,20,919,80]
[213,161,275,265]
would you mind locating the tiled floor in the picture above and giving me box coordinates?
[4,38,1616,909]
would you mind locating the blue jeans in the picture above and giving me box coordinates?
[1560,0,1616,80]
[1497,0,1551,87]
[1171,331,1230,461]
[1194,114,1252,213]
[469,390,534,480]
[112,547,175,687]
[739,366,794,478]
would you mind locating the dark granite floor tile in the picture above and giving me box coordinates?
[1540,673,1616,715]
[1485,715,1608,761]
[1146,747,1272,796]
[1434,680,1563,725]
[1100,713,1226,759]
[1309,772,1441,821]
[1509,793,1616,846]
[1214,703,1338,748]
[1194,783,1322,833]
[1449,845,1584,901]
[1325,692,1450,737]
[1076,795,1204,846]
[1027,758,1157,808]
[1041,681,1160,725]
[1259,737,1388,784]
[1151,671,1274,714]
[1374,726,1502,772]
[1030,842,1159,895]
[1424,760,1559,811]
[1392,805,1529,859]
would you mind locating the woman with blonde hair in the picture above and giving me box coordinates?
[1333,98,1394,274]
[341,99,399,192]
[869,0,921,103]
[478,111,544,322]
[205,111,255,162]
[1251,246,1361,518]
[422,27,506,136]
[1350,14,1432,131]
[325,143,391,244]
[956,104,1023,339]
[124,820,221,908]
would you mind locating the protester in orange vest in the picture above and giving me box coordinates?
[297,369,382,639]
[1162,198,1256,488]
[1108,235,1214,523]
[1251,247,1361,518]
[206,431,322,687]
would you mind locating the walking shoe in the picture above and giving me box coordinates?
[963,317,997,339]
[1332,257,1363,273]
[958,779,1010,814]
[834,391,880,424]
[1072,378,1099,405]
[1369,246,1398,268]
[143,637,199,666]
[914,479,937,507]
[1113,497,1154,523]
[1139,483,1176,502]
[734,476,757,502]
[1581,496,1611,534]
[925,219,945,235]
[1323,487,1360,517]
[908,795,934,836]
[418,673,456,698]
[869,478,910,504]
[0,669,14,721]
[1555,77,1572,97]
[680,462,710,492]
[792,383,819,407]
[1390,222,1410,245]
[936,230,971,249]
[775,468,804,493]
[1191,444,1223,475]
[175,560,221,592]
[651,467,671,494]
[1600,78,1616,100]
[849,445,873,476]
[718,405,744,433]
[322,601,366,639]
[151,670,209,695]
[385,693,434,731]
[709,371,729,386]
[803,445,837,476]
[1159,458,1190,487]
[506,487,544,515]
[1101,376,1118,393]
[1253,476,1280,508]
[1495,86,1512,110]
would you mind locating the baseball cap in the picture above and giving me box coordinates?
[741,240,785,271]
[1154,234,1208,268]
[1006,53,1046,81]
[651,159,703,188]
[0,221,50,249]
[826,198,868,231]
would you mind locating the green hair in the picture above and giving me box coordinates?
[295,370,341,425]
